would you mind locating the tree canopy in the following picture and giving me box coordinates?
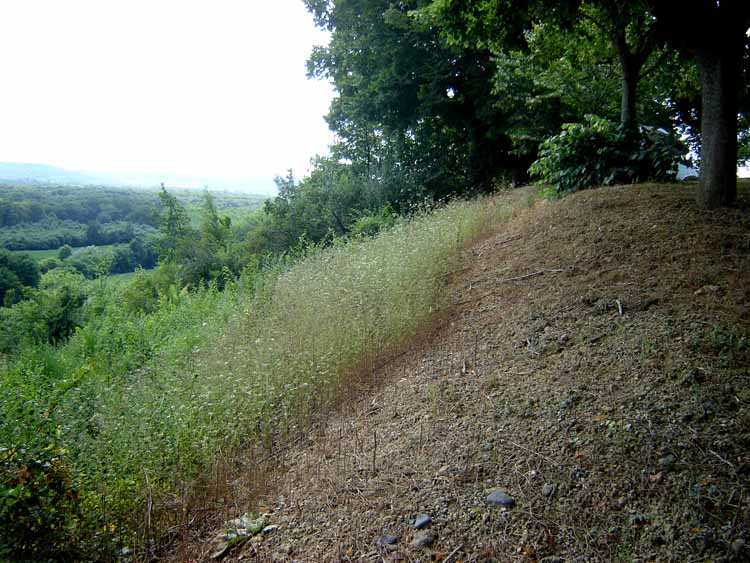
[305,0,523,199]
[301,1,698,203]
[417,0,749,207]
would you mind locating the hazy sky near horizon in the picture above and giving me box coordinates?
[0,0,335,181]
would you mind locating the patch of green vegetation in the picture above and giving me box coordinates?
[0,191,532,558]
[529,115,685,193]
[704,325,750,368]
[106,270,140,286]
[17,248,59,262]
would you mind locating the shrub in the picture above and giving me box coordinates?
[529,115,686,193]
[0,440,82,561]
[39,257,63,273]
[0,270,88,353]
[58,244,73,260]
[349,205,397,237]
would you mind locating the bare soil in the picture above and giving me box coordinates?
[173,184,750,563]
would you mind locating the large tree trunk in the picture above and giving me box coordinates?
[619,52,639,133]
[695,47,739,208]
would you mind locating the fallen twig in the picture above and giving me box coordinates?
[709,449,735,468]
[497,268,565,283]
[441,544,464,563]
[588,333,609,344]
[495,234,523,247]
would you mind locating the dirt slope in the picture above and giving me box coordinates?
[183,184,750,563]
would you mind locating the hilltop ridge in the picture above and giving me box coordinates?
[177,184,750,562]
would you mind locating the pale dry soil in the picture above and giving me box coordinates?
[179,184,750,563]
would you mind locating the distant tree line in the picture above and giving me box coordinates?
[37,238,160,278]
[0,219,153,251]
[0,184,158,228]
[0,184,264,251]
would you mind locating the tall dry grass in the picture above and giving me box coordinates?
[10,190,537,555]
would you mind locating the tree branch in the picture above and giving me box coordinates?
[639,49,670,81]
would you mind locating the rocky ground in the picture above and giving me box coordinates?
[169,184,750,563]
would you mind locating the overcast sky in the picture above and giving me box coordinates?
[0,0,334,182]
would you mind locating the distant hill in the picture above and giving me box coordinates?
[0,161,277,195]
[0,162,98,185]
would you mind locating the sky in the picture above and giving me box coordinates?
[0,0,335,185]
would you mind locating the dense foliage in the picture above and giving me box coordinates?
[529,116,686,192]
[305,0,522,201]
[419,0,750,206]
[0,249,40,305]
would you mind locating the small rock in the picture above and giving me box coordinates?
[377,535,398,547]
[481,442,494,451]
[557,334,569,344]
[414,514,432,529]
[409,530,437,549]
[486,490,516,508]
[559,394,579,410]
[262,525,280,534]
[542,483,556,497]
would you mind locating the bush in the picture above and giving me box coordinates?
[39,257,64,274]
[529,115,686,193]
[0,441,82,561]
[349,205,397,237]
[58,244,73,260]
[0,270,88,353]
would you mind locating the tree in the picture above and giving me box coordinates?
[0,267,22,306]
[648,0,750,208]
[154,185,192,260]
[582,1,660,133]
[421,0,664,133]
[58,244,73,260]
[0,269,87,352]
[491,16,689,157]
[306,0,519,196]
[0,249,40,305]
[199,191,231,252]
[85,222,103,246]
